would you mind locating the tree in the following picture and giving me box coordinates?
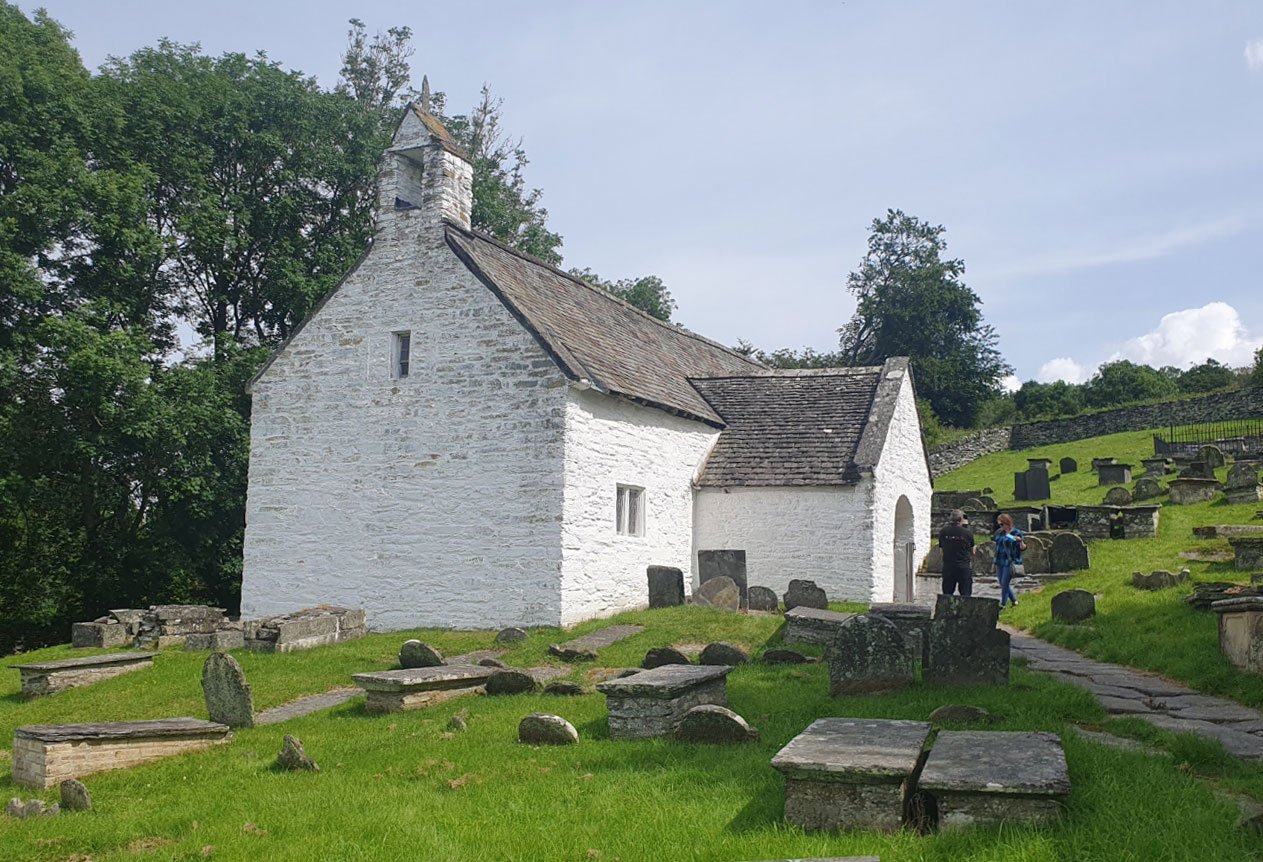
[837,209,1010,426]
[1252,348,1263,388]
[1082,360,1179,409]
[1178,358,1236,394]
[570,268,676,321]
[1014,380,1084,419]
[732,341,844,369]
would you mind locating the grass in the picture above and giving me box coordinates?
[937,427,1263,707]
[1,605,1262,861]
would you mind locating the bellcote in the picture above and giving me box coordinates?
[376,101,473,233]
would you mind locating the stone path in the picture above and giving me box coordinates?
[255,688,360,726]
[914,573,1068,606]
[1007,627,1263,761]
[554,624,644,653]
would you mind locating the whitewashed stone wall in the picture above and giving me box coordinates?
[241,210,570,630]
[869,373,933,602]
[692,485,874,601]
[560,389,718,625]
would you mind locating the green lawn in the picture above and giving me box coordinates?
[2,606,1263,861]
[937,428,1263,707]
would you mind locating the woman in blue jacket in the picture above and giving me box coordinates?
[991,513,1026,609]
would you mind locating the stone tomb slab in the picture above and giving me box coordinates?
[11,652,156,698]
[784,606,855,645]
[1212,596,1263,674]
[352,665,496,714]
[595,663,731,740]
[553,624,645,656]
[771,718,933,833]
[12,718,231,789]
[918,730,1069,830]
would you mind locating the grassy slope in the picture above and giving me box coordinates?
[0,606,1261,861]
[938,428,1263,707]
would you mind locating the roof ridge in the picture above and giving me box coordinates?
[444,223,764,369]
[689,367,882,381]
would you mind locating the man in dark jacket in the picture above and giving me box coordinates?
[938,509,975,597]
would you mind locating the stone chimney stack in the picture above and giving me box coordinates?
[376,101,473,236]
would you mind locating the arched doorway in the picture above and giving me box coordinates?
[892,495,916,601]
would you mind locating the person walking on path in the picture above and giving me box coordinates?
[993,513,1026,609]
[937,509,975,597]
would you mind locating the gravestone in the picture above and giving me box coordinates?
[697,550,748,608]
[399,640,444,669]
[1028,458,1054,472]
[1012,471,1028,501]
[1020,536,1051,574]
[486,669,538,695]
[201,652,254,728]
[1225,464,1263,505]
[1180,460,1216,480]
[674,704,759,743]
[783,606,854,645]
[923,546,944,574]
[1090,457,1117,472]
[1103,486,1132,506]
[747,585,779,612]
[1098,463,1132,486]
[869,603,932,662]
[1142,457,1170,477]
[783,579,828,611]
[59,779,91,811]
[1133,477,1164,501]
[971,541,995,576]
[924,595,1009,687]
[1230,538,1263,572]
[1015,469,1051,501]
[827,615,914,695]
[646,565,685,608]
[1132,570,1188,590]
[762,648,809,664]
[1049,533,1089,572]
[595,664,731,740]
[1051,589,1095,623]
[693,575,740,611]
[1199,445,1226,469]
[642,646,691,668]
[494,627,528,644]
[1060,457,1078,474]
[276,734,319,771]
[518,713,579,745]
[699,642,748,666]
[1169,478,1220,505]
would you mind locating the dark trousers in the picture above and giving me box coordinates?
[941,568,973,597]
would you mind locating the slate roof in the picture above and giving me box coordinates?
[446,226,762,425]
[689,368,886,486]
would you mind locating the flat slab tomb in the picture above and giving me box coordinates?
[917,731,1069,830]
[12,717,231,789]
[595,664,731,739]
[783,607,855,645]
[11,652,156,697]
[770,718,933,832]
[352,664,496,714]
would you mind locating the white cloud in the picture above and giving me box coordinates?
[1037,357,1089,384]
[1000,374,1021,393]
[1246,39,1263,71]
[1109,302,1261,369]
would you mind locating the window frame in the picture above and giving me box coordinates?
[615,484,645,537]
[391,330,412,379]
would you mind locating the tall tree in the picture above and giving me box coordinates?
[838,209,1010,426]
[1082,360,1179,408]
[570,268,676,321]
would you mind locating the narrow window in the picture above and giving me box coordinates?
[616,485,645,536]
[392,331,411,378]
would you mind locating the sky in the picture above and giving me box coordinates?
[25,0,1263,386]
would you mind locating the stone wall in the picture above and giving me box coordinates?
[870,373,934,601]
[928,427,1012,478]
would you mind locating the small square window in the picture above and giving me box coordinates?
[616,485,645,536]
[392,331,411,379]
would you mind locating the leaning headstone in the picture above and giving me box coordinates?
[518,713,579,745]
[1199,445,1226,469]
[647,565,685,608]
[1051,589,1095,623]
[59,779,91,811]
[699,642,748,666]
[783,579,828,611]
[642,646,691,669]
[697,550,748,608]
[1103,486,1132,506]
[924,595,1009,687]
[1133,477,1164,501]
[1049,533,1090,572]
[486,669,539,695]
[494,627,528,644]
[399,640,444,669]
[276,734,319,771]
[746,585,779,612]
[201,652,254,728]
[828,614,914,695]
[674,704,759,743]
[1059,457,1078,474]
[693,575,740,611]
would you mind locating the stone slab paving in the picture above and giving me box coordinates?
[554,625,645,654]
[255,687,360,726]
[1007,626,1263,762]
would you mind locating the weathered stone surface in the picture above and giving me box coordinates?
[478,657,507,668]
[783,579,828,612]
[784,606,854,645]
[1231,538,1263,572]
[399,640,444,669]
[1169,478,1220,505]
[494,627,528,644]
[694,575,740,611]
[276,734,319,771]
[59,779,91,811]
[1051,589,1095,623]
[674,704,758,743]
[184,630,245,652]
[1060,457,1078,474]
[642,646,691,669]
[543,681,585,696]
[771,718,933,833]
[548,644,597,662]
[13,652,156,698]
[698,550,748,608]
[747,585,779,612]
[485,669,538,695]
[1098,463,1132,486]
[1133,477,1164,501]
[924,595,1009,687]
[647,565,685,609]
[244,606,365,653]
[919,731,1069,830]
[201,652,254,729]
[869,603,931,662]
[1187,582,1263,609]
[827,615,914,695]
[1132,570,1189,591]
[1049,533,1090,572]
[70,622,130,649]
[352,665,495,714]
[1213,597,1263,674]
[923,545,944,574]
[699,642,748,666]
[1103,486,1132,506]
[596,664,731,740]
[1227,463,1260,489]
[1200,445,1226,469]
[1180,460,1217,480]
[762,648,810,664]
[518,713,579,745]
[928,704,995,724]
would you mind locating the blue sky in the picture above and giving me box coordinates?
[29,0,1263,384]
